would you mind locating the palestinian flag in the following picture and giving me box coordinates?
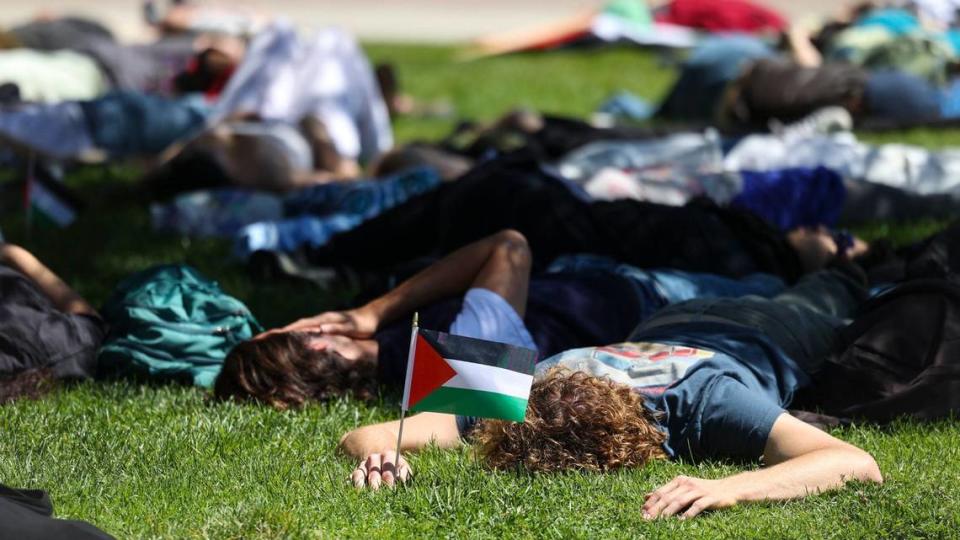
[401,328,538,422]
[23,162,82,228]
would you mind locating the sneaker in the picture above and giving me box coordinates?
[770,106,853,141]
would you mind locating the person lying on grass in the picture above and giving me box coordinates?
[214,229,788,408]
[337,266,883,519]
[300,151,868,286]
[0,243,104,404]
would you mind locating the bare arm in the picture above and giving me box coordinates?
[339,412,461,490]
[0,244,97,316]
[785,24,823,68]
[283,229,532,334]
[466,8,597,59]
[340,412,461,458]
[642,413,883,519]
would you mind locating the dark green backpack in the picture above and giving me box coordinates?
[98,265,262,387]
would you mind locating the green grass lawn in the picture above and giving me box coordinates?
[1,44,959,538]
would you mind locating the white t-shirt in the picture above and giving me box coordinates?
[213,22,393,162]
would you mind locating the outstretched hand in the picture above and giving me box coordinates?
[351,451,412,490]
[282,307,379,338]
[642,475,738,520]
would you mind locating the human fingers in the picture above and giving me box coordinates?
[351,460,367,489]
[847,236,869,258]
[643,477,688,519]
[381,451,398,487]
[659,489,702,518]
[319,322,356,336]
[680,497,715,520]
[366,453,383,490]
[648,476,684,498]
[282,312,349,333]
[396,456,412,484]
[644,486,692,520]
[280,317,321,332]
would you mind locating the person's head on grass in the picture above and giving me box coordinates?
[214,331,378,409]
[473,368,667,472]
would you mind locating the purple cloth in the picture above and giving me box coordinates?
[731,167,846,231]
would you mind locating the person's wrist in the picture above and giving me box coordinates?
[361,300,388,330]
[339,425,395,458]
[722,474,759,505]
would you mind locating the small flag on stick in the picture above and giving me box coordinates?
[394,313,538,459]
[402,328,538,421]
[23,155,81,229]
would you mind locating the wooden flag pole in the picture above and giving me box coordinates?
[395,312,419,463]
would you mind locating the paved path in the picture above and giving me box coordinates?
[1,0,839,43]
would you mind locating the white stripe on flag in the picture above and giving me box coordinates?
[443,359,533,400]
[31,182,76,226]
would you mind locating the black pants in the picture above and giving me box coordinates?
[305,151,803,281]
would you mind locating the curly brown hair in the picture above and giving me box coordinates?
[213,332,378,410]
[473,368,667,473]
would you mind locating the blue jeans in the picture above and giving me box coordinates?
[547,254,786,319]
[80,91,211,156]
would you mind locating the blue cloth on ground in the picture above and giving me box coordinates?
[236,167,441,257]
[151,189,284,237]
[940,79,960,118]
[79,91,211,156]
[238,214,363,257]
[282,166,439,216]
[597,91,655,121]
[864,70,943,123]
[647,269,785,305]
[546,254,786,320]
[731,166,846,231]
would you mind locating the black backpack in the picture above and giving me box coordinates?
[805,278,960,423]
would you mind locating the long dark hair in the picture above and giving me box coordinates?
[214,332,378,410]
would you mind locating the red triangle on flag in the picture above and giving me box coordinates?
[408,334,458,408]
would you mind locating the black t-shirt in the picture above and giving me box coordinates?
[375,272,644,384]
[0,266,105,379]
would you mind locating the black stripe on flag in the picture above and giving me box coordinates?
[419,328,537,376]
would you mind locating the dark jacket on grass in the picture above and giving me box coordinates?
[0,265,104,380]
[304,150,804,282]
